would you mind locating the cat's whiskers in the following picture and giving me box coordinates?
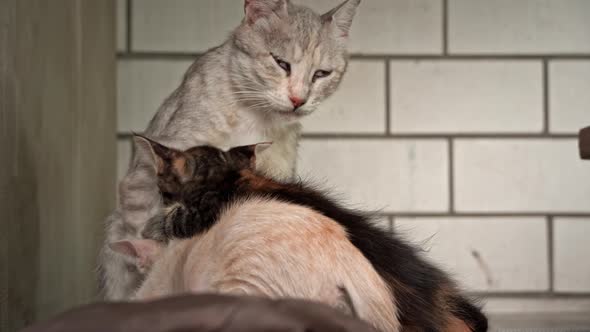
[230,77,266,93]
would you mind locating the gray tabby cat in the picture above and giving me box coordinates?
[99,0,361,300]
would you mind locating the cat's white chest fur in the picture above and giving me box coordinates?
[197,107,301,181]
[223,112,271,149]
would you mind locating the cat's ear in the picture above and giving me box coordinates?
[244,0,289,25]
[229,142,272,169]
[322,0,361,39]
[109,239,163,273]
[133,134,163,173]
[133,134,191,181]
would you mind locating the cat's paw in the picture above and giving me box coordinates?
[164,202,188,225]
[141,203,186,242]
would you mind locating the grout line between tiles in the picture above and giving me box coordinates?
[547,216,555,292]
[448,138,455,213]
[442,0,448,55]
[543,60,550,134]
[384,60,391,135]
[126,0,132,52]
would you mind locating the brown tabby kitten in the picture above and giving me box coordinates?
[136,135,488,332]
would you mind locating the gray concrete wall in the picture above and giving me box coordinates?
[0,1,116,330]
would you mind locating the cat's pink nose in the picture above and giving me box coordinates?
[289,96,306,110]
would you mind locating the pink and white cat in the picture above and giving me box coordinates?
[112,197,400,332]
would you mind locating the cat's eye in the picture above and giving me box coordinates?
[271,53,291,76]
[312,70,332,82]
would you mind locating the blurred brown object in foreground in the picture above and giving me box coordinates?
[580,127,590,160]
[20,294,376,332]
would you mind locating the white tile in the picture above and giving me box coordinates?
[117,138,132,181]
[549,61,590,134]
[298,0,443,54]
[117,59,192,132]
[298,139,449,213]
[449,0,590,54]
[454,139,590,213]
[390,61,543,134]
[117,0,126,52]
[132,0,243,52]
[554,218,590,292]
[302,60,385,134]
[132,0,442,54]
[396,217,549,292]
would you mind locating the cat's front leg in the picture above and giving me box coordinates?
[161,200,218,238]
[141,204,180,243]
[161,203,195,239]
[147,192,225,241]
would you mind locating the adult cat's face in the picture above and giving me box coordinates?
[231,0,360,121]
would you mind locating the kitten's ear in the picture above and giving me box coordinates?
[229,142,272,169]
[133,134,191,181]
[133,134,163,173]
[244,0,289,25]
[322,0,361,39]
[109,239,163,272]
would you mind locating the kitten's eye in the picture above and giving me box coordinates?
[312,70,332,82]
[271,53,291,76]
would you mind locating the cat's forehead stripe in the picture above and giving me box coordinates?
[289,7,326,62]
[293,44,303,61]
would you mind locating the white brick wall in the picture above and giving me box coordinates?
[396,217,549,292]
[299,139,449,213]
[133,0,243,53]
[549,61,590,134]
[116,0,590,310]
[390,60,544,134]
[455,139,590,213]
[302,60,386,134]
[554,218,590,292]
[118,59,192,132]
[449,0,590,54]
[298,0,443,54]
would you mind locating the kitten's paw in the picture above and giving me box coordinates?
[141,204,186,242]
[164,202,188,224]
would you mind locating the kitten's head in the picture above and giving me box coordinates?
[112,136,264,275]
[133,135,264,205]
[231,0,361,121]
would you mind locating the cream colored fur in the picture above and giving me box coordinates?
[132,197,400,332]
